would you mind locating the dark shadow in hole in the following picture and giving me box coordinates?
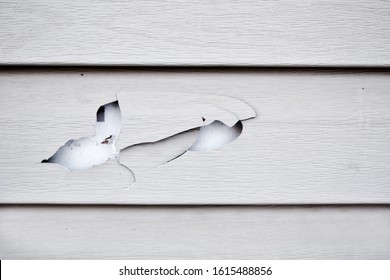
[96,106,105,122]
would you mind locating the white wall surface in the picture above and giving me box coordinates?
[1,206,389,259]
[0,70,390,205]
[1,0,389,260]
[0,0,389,66]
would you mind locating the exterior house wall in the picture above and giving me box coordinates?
[1,1,389,259]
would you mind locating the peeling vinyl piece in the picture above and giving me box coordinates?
[42,97,255,178]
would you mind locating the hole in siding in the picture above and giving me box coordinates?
[41,100,121,171]
[190,119,243,152]
[42,96,255,185]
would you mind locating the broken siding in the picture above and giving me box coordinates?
[0,0,390,66]
[1,0,390,260]
[1,69,390,205]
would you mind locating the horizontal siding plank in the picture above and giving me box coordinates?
[1,206,389,259]
[1,70,390,204]
[0,0,389,66]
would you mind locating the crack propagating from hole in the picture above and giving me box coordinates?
[41,97,256,184]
